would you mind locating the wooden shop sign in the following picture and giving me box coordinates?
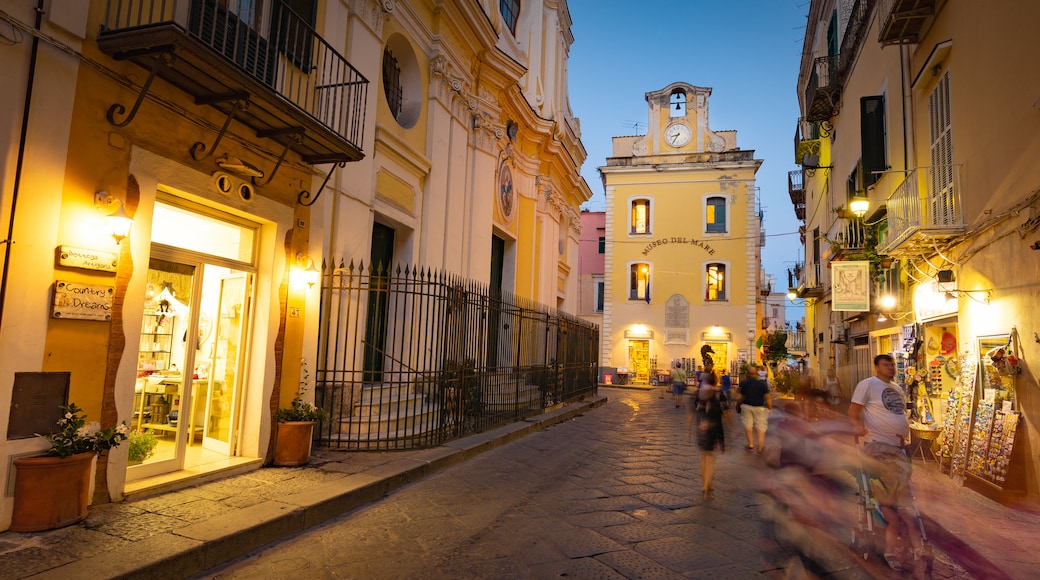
[57,245,117,273]
[52,280,115,321]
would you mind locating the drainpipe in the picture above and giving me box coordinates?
[901,44,915,172]
[0,0,44,333]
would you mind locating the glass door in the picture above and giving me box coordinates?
[201,269,253,455]
[130,257,200,478]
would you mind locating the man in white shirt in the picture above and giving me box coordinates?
[849,354,923,570]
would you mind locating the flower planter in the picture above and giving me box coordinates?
[879,258,894,269]
[10,452,95,532]
[273,421,316,466]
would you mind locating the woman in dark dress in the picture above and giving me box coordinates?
[696,370,726,499]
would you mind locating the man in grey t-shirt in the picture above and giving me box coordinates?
[849,354,923,570]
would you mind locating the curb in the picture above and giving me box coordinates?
[28,396,607,580]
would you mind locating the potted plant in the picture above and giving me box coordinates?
[127,429,159,465]
[834,204,853,219]
[273,385,329,466]
[10,403,128,532]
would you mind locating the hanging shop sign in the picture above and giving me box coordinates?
[832,260,870,311]
[56,245,118,273]
[914,281,958,322]
[51,280,115,321]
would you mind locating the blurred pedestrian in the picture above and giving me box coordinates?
[824,367,842,408]
[670,364,687,408]
[738,364,772,453]
[694,370,725,499]
[849,354,924,571]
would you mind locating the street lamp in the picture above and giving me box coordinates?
[849,196,870,218]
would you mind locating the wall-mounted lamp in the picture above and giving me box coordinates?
[849,196,870,218]
[878,293,897,310]
[801,153,832,176]
[786,288,798,300]
[94,190,133,243]
[291,252,320,289]
[935,269,992,303]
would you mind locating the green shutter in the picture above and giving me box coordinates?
[861,96,886,187]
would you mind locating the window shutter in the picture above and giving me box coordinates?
[861,96,886,187]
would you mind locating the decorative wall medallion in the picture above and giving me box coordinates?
[631,140,648,156]
[498,161,514,219]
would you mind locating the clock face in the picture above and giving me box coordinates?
[664,123,692,147]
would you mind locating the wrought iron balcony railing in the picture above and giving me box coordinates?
[879,165,966,255]
[804,54,842,122]
[784,330,808,354]
[98,0,367,167]
[798,261,825,299]
[788,170,806,220]
[877,0,945,46]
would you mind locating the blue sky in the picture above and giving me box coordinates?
[566,0,808,321]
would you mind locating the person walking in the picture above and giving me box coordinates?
[849,354,924,571]
[694,370,725,499]
[738,364,772,453]
[824,367,842,408]
[670,365,687,408]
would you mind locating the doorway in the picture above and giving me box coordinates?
[128,198,258,481]
[628,340,650,383]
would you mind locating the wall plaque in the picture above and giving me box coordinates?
[7,372,69,440]
[52,280,115,321]
[57,245,117,273]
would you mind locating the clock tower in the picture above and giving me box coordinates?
[638,83,730,155]
[599,82,763,384]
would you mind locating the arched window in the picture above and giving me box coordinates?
[670,90,686,117]
[630,198,651,235]
[630,263,651,302]
[706,263,726,301]
[706,196,727,233]
[500,0,520,35]
[382,47,402,119]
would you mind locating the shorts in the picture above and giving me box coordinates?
[862,442,913,510]
[672,382,686,396]
[740,404,769,432]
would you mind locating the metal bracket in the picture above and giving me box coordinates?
[106,52,173,127]
[189,94,249,161]
[252,128,305,187]
[298,162,346,207]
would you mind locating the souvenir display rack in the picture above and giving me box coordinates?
[965,334,1023,491]
[937,356,976,479]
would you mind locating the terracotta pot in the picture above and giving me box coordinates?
[10,451,95,532]
[273,421,316,466]
[879,258,894,268]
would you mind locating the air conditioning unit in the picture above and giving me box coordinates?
[830,323,847,343]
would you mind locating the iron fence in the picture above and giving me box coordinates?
[313,261,599,450]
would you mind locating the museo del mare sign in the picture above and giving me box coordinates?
[641,236,717,256]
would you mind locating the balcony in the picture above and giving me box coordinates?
[797,261,825,299]
[788,170,806,220]
[804,54,841,122]
[829,217,868,258]
[878,165,966,256]
[98,0,367,167]
[878,0,945,46]
[785,330,808,356]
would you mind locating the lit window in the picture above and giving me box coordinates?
[500,0,520,34]
[630,263,650,301]
[706,263,726,301]
[631,199,650,234]
[706,196,727,233]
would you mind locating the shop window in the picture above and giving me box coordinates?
[629,263,650,301]
[706,196,727,233]
[706,263,726,301]
[631,199,651,235]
